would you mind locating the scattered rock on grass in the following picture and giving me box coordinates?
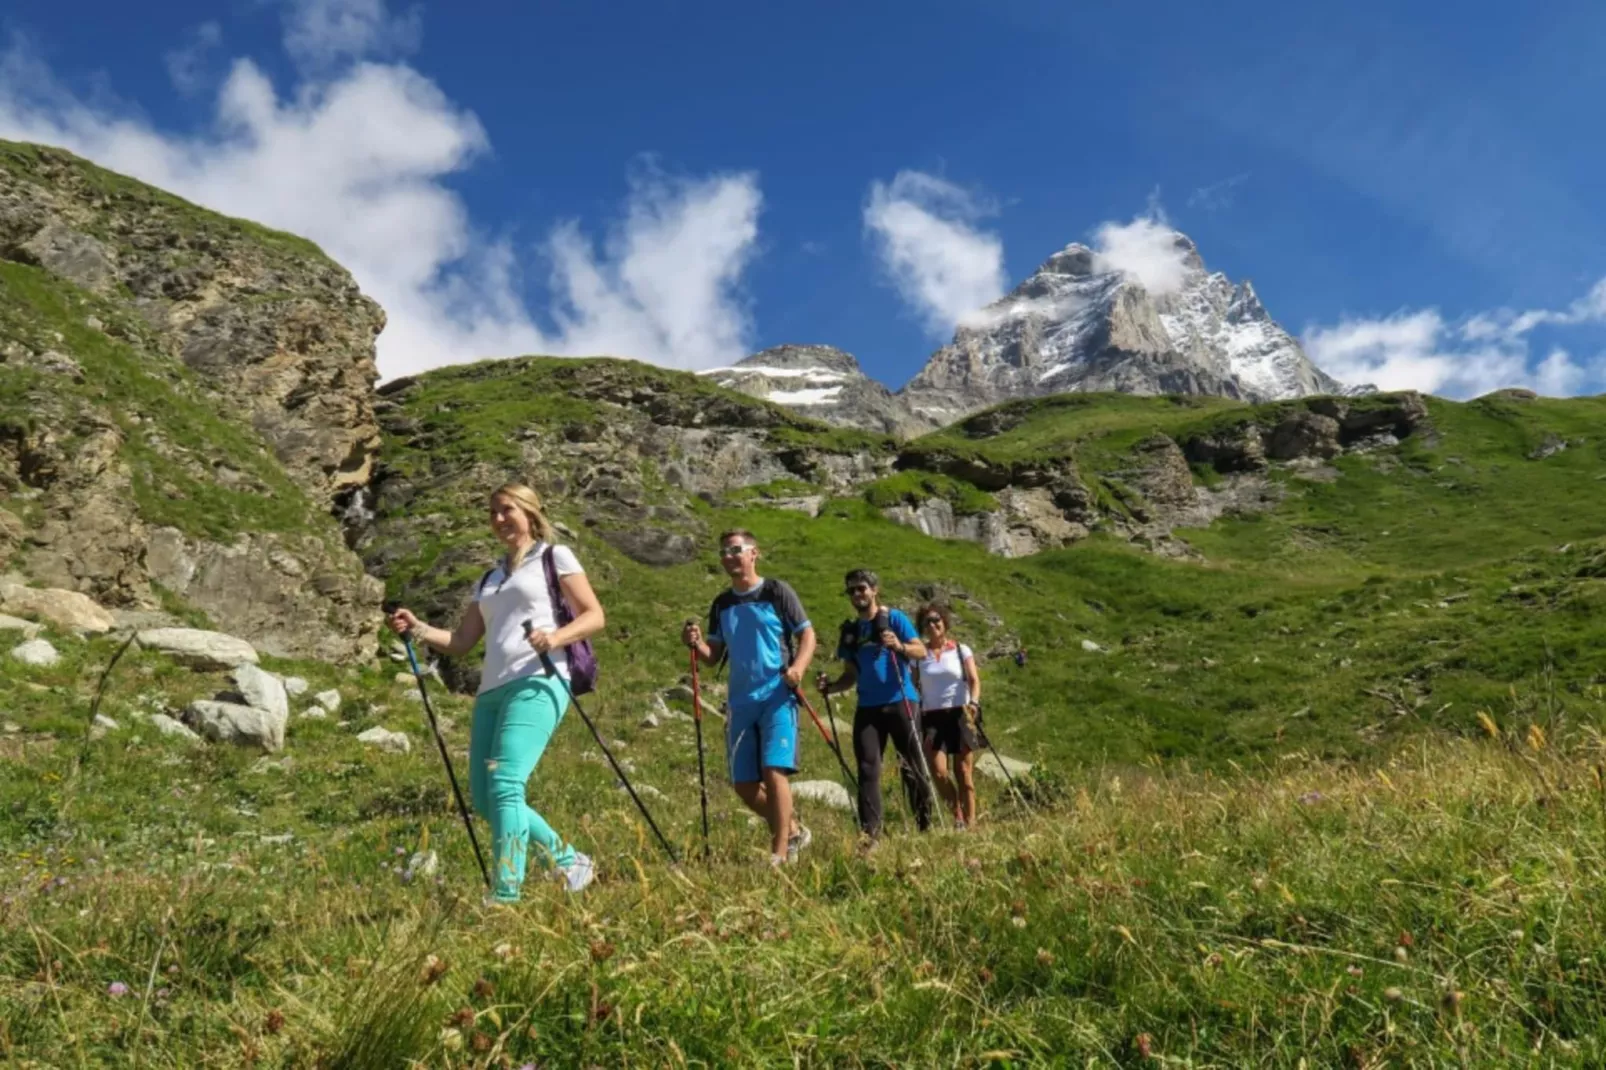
[974,751,1033,783]
[149,714,201,742]
[90,714,119,740]
[282,676,309,697]
[1080,639,1107,654]
[185,699,286,752]
[313,689,342,714]
[138,628,259,671]
[231,664,289,722]
[10,638,60,667]
[357,726,411,754]
[0,583,115,634]
[792,779,853,811]
[0,614,41,639]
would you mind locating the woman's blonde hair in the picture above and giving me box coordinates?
[491,483,558,572]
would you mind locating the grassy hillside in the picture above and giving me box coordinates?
[8,351,1606,1064]
[367,360,1606,770]
[2,624,1601,1065]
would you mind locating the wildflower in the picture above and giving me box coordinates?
[473,977,495,1000]
[1383,986,1403,1002]
[1298,791,1323,805]
[1135,1033,1154,1058]
[1011,916,1027,929]
[107,981,129,997]
[420,954,449,985]
[264,1009,285,1034]
[1526,724,1547,751]
[1476,711,1499,738]
[977,966,995,985]
[1394,946,1409,963]
[1036,948,1055,967]
[471,1031,493,1053]
[589,940,616,962]
[449,1007,476,1029]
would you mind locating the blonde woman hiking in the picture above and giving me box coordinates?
[388,483,605,901]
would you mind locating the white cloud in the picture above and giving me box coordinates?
[282,0,421,71]
[164,21,222,95]
[0,6,764,379]
[1303,281,1606,398]
[1089,212,1192,296]
[864,171,1008,338]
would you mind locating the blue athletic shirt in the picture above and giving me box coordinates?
[707,578,812,707]
[836,608,920,708]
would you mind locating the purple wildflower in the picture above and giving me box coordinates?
[107,981,129,997]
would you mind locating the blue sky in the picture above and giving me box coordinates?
[2,0,1603,395]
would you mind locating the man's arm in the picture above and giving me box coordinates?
[784,625,816,687]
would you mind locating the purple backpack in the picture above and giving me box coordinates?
[542,545,598,695]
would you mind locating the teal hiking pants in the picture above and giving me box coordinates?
[470,674,578,901]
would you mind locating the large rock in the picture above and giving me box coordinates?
[185,699,286,752]
[230,664,289,722]
[0,613,42,639]
[701,345,936,438]
[137,628,259,671]
[10,638,60,667]
[357,726,411,754]
[0,583,115,634]
[974,751,1033,783]
[792,779,854,812]
[149,714,201,742]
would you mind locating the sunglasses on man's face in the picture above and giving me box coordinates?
[719,545,751,558]
[845,584,871,595]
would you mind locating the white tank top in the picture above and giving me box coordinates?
[918,642,973,712]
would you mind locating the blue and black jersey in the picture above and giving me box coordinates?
[707,578,812,707]
[836,609,920,708]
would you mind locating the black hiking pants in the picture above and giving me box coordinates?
[853,702,934,837]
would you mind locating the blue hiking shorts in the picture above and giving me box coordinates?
[726,689,800,783]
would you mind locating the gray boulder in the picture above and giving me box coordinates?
[138,628,259,670]
[149,714,201,742]
[313,689,342,714]
[0,583,115,634]
[186,699,286,752]
[10,638,60,667]
[0,614,42,639]
[230,664,289,722]
[282,676,309,698]
[792,779,854,812]
[357,726,411,754]
[975,751,1033,783]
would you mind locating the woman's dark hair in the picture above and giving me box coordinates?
[916,603,953,632]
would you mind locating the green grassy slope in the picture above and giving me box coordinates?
[369,359,1606,771]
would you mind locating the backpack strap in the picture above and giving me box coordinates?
[475,567,498,598]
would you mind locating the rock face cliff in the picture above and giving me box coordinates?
[900,232,1352,427]
[0,141,383,659]
[700,345,936,438]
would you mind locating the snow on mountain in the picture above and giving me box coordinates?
[700,345,935,438]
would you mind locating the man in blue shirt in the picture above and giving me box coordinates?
[815,568,933,839]
[682,529,817,866]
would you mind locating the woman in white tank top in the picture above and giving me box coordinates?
[913,603,982,829]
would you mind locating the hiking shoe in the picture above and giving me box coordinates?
[768,853,786,869]
[954,819,968,832]
[786,824,813,864]
[559,853,595,893]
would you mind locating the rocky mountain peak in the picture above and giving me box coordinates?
[898,227,1350,426]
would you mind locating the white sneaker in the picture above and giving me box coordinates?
[786,824,812,864]
[559,853,595,893]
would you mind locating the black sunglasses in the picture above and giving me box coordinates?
[922,616,943,625]
[845,584,871,595]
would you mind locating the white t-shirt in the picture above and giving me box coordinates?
[472,542,584,694]
[918,641,973,712]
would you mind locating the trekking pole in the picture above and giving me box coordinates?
[974,702,1030,810]
[792,685,858,795]
[688,640,711,860]
[527,622,679,866]
[403,635,492,893]
[876,612,938,810]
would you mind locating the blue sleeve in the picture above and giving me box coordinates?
[706,600,724,643]
[892,609,918,643]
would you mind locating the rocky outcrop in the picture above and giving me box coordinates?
[880,394,1427,560]
[0,582,116,633]
[0,141,385,660]
[899,231,1355,426]
[702,345,937,438]
[0,141,384,504]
